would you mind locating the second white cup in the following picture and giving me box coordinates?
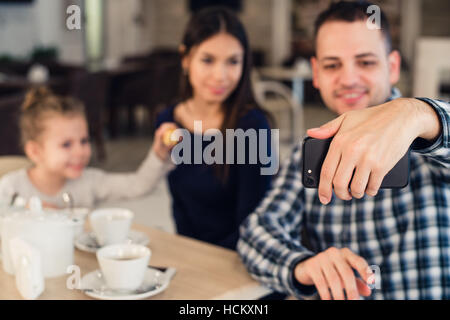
[89,208,134,246]
[97,244,151,291]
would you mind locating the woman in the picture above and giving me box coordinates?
[154,7,275,250]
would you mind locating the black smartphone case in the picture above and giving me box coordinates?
[302,137,410,189]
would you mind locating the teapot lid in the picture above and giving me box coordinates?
[4,196,78,225]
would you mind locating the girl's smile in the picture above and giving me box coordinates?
[26,114,92,196]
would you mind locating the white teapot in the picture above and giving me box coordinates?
[1,196,81,279]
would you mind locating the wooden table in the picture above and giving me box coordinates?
[0,225,269,300]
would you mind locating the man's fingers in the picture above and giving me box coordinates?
[365,170,384,197]
[310,269,332,300]
[342,248,372,284]
[356,278,372,297]
[332,153,355,201]
[350,162,372,199]
[332,257,360,300]
[307,115,345,140]
[322,263,345,300]
[318,140,342,205]
[309,116,346,205]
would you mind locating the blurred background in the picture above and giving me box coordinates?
[0,0,449,231]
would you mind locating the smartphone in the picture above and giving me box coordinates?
[302,137,410,189]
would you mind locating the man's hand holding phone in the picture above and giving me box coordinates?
[304,98,439,205]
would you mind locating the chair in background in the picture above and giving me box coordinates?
[70,69,109,162]
[252,71,303,143]
[109,68,158,136]
[0,93,25,156]
[109,49,181,137]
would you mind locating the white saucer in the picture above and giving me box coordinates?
[80,267,169,300]
[75,230,149,253]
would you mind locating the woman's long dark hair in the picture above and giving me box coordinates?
[178,6,272,183]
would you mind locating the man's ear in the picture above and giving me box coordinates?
[310,56,320,89]
[24,141,41,164]
[388,50,401,85]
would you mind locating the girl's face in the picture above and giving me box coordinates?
[31,114,91,179]
[184,32,245,104]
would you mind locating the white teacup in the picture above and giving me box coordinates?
[89,208,134,246]
[96,244,151,290]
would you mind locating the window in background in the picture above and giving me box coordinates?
[84,0,105,66]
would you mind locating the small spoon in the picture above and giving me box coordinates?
[62,192,75,218]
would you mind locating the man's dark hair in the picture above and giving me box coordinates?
[314,1,392,54]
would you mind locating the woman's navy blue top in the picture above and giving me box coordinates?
[155,105,273,250]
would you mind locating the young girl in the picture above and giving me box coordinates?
[155,7,275,250]
[0,87,176,208]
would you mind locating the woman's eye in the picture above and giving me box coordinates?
[201,58,213,64]
[228,59,241,65]
[81,137,90,145]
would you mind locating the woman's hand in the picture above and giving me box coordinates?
[306,98,438,204]
[152,122,180,162]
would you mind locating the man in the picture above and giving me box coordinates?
[237,1,449,300]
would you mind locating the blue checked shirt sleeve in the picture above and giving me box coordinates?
[412,98,450,167]
[237,143,318,299]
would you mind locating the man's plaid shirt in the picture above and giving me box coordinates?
[237,93,450,300]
